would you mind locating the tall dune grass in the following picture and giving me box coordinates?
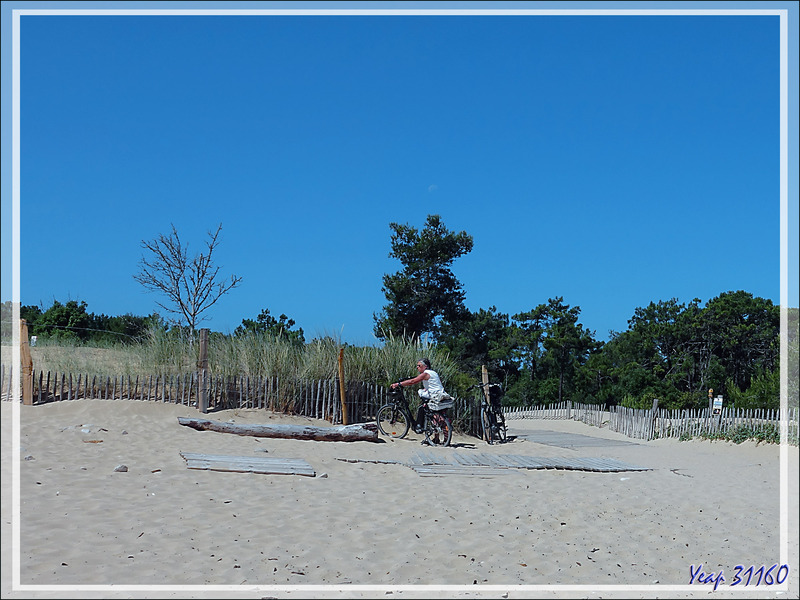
[22,326,462,390]
[27,341,145,376]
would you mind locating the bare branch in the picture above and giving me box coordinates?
[134,223,242,333]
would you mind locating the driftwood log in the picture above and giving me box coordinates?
[177,416,380,443]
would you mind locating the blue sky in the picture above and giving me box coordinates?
[2,2,798,346]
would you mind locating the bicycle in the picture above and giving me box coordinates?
[470,381,507,444]
[376,383,453,447]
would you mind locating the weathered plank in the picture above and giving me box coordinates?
[180,452,316,476]
[410,464,520,477]
[477,453,509,468]
[177,416,380,442]
[452,452,484,466]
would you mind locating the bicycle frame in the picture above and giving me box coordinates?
[388,386,433,429]
[376,384,453,446]
[389,386,417,426]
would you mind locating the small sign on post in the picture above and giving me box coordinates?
[712,395,723,415]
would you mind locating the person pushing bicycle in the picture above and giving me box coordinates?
[391,358,453,434]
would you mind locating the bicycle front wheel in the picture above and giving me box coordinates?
[481,407,495,444]
[376,404,410,439]
[425,412,453,447]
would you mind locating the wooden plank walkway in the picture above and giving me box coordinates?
[510,429,641,448]
[180,452,316,476]
[337,453,650,477]
[409,452,649,475]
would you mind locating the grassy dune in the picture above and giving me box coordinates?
[2,330,462,391]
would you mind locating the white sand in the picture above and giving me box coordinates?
[2,398,797,599]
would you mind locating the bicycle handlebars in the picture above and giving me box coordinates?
[468,382,501,390]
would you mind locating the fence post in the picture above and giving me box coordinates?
[650,398,659,440]
[481,365,490,402]
[338,347,348,425]
[20,319,33,405]
[197,328,209,414]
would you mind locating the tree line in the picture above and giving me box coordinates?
[3,299,163,345]
[437,293,784,411]
[371,214,789,411]
[3,215,795,411]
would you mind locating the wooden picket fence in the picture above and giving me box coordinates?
[506,400,798,443]
[1,365,794,443]
[505,402,577,421]
[0,365,390,424]
[0,365,484,436]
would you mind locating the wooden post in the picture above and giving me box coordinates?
[706,388,713,431]
[338,347,348,425]
[20,319,33,405]
[197,328,209,414]
[481,365,490,401]
[650,398,659,440]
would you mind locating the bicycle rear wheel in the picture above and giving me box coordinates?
[481,407,495,444]
[494,412,507,443]
[376,403,410,439]
[424,411,452,447]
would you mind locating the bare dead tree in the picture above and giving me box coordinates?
[134,223,242,335]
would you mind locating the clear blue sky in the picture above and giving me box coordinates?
[2,2,798,346]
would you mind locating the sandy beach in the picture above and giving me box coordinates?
[2,398,797,599]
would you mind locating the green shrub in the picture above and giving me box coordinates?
[684,423,783,445]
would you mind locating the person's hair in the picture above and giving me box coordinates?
[419,358,431,369]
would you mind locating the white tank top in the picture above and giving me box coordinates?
[422,369,445,398]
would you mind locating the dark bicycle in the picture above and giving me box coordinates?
[470,381,507,444]
[376,383,453,447]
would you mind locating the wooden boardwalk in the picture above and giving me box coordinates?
[180,452,316,476]
[337,452,651,477]
[509,429,641,448]
[408,451,650,476]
